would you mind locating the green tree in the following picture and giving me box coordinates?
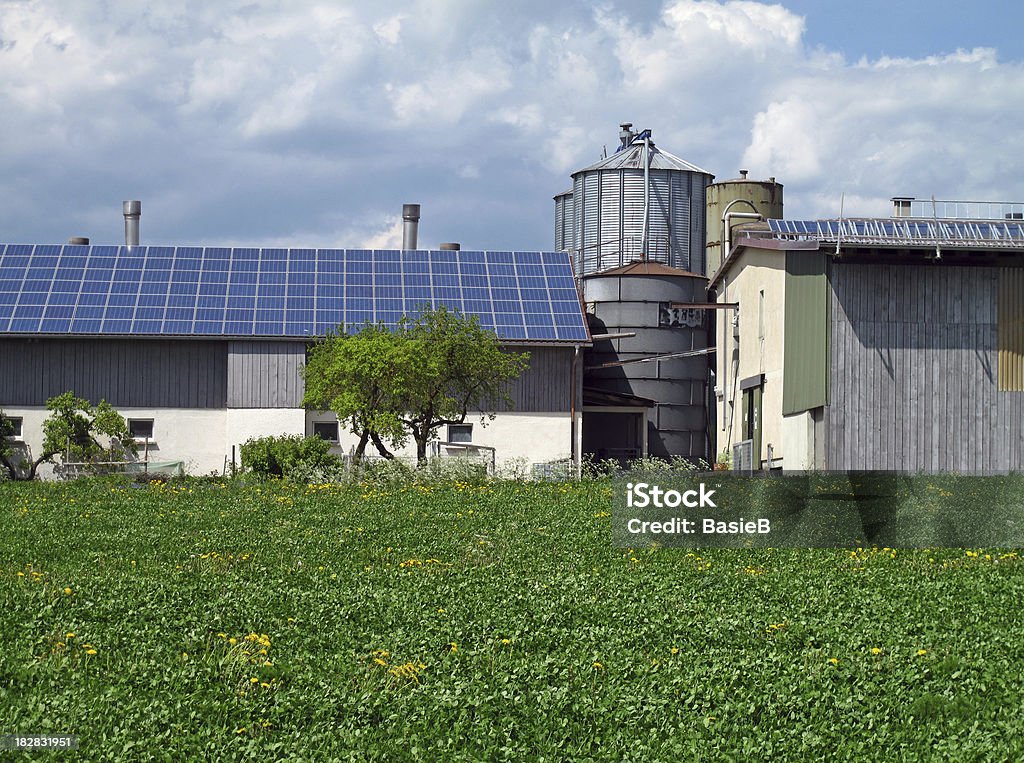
[303,306,530,465]
[0,409,21,480]
[1,392,137,480]
[303,324,411,461]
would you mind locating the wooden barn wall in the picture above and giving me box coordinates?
[227,341,306,408]
[494,346,572,413]
[0,338,227,408]
[826,263,1022,472]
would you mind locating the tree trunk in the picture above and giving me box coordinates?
[370,431,394,459]
[354,428,370,461]
[415,434,428,466]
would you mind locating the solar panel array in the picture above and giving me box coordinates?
[0,245,588,342]
[768,218,1024,248]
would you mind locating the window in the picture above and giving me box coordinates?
[313,421,339,442]
[4,416,23,439]
[758,289,765,341]
[128,419,154,440]
[447,424,472,443]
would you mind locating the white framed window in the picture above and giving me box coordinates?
[447,424,472,443]
[128,419,155,441]
[313,421,339,442]
[4,416,23,440]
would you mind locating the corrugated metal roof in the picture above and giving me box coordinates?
[583,260,707,280]
[573,142,712,176]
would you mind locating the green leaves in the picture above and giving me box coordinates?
[303,306,529,463]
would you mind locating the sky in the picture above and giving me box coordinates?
[1,0,1023,251]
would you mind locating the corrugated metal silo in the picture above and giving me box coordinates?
[561,124,714,277]
[553,188,574,253]
[583,262,709,460]
[705,171,783,276]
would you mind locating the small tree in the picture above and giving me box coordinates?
[3,392,137,480]
[303,324,411,461]
[303,306,530,465]
[397,306,529,464]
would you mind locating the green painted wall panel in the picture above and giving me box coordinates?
[783,252,828,414]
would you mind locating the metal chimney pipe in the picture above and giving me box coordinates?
[123,200,141,247]
[439,242,460,251]
[402,203,421,250]
[67,236,90,245]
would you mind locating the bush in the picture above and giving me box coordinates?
[239,435,341,479]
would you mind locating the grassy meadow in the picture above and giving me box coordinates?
[2,476,1023,760]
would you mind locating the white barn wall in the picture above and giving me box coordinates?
[3,406,227,478]
[311,410,572,469]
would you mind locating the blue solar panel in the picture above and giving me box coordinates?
[0,246,589,342]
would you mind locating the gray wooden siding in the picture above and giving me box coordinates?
[227,341,306,408]
[826,263,1019,472]
[493,346,572,413]
[0,338,227,408]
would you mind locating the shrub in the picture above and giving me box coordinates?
[239,435,341,479]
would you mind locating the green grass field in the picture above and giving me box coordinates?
[2,477,1023,760]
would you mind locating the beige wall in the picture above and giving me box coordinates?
[716,247,812,469]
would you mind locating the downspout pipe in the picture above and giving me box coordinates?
[641,136,651,258]
[571,344,581,479]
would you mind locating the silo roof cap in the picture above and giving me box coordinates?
[573,142,712,176]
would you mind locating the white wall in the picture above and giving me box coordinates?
[5,405,569,479]
[307,410,572,469]
[2,406,228,479]
[226,408,306,467]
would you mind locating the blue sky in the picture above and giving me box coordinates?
[1,1,1022,251]
[786,0,1022,61]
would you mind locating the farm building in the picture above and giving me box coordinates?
[710,198,1024,472]
[0,217,592,477]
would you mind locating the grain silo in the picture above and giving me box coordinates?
[554,188,574,254]
[583,262,710,461]
[705,170,783,275]
[557,123,715,277]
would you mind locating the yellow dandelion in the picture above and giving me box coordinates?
[85,649,97,655]
[870,647,883,655]
[670,647,680,655]
[63,587,72,595]
[501,639,511,645]
[250,677,259,684]
[449,642,458,653]
[374,658,387,666]
[66,632,75,639]
[592,661,604,670]
[229,638,237,646]
[917,649,928,656]
[828,657,839,665]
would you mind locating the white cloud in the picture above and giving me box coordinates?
[0,1,1022,247]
